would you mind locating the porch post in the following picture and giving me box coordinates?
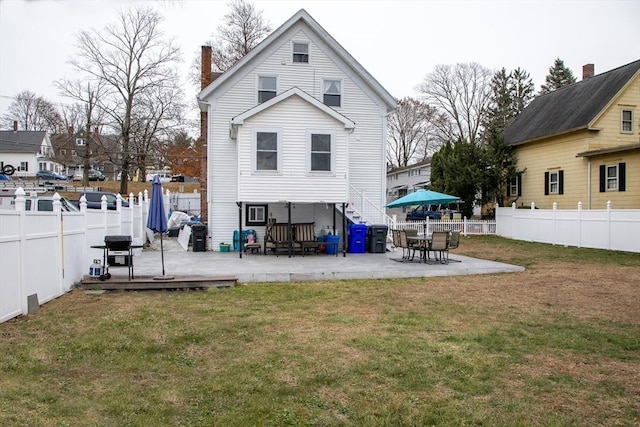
[341,202,347,257]
[287,202,292,258]
[237,202,243,258]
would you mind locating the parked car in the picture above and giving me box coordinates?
[88,170,106,181]
[25,196,79,212]
[36,170,67,180]
[0,174,12,181]
[78,191,130,210]
[405,205,441,221]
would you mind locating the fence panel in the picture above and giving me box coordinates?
[0,211,23,322]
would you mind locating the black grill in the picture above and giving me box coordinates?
[104,235,132,251]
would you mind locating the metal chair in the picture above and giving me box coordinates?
[428,231,450,264]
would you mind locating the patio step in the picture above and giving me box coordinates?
[80,275,238,291]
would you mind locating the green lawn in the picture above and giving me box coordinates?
[1,237,638,426]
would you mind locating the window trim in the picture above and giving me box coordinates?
[291,41,309,64]
[257,74,278,104]
[307,130,335,174]
[253,128,282,173]
[322,78,342,108]
[245,204,268,226]
[621,109,633,134]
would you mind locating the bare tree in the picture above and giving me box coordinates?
[418,63,493,145]
[1,91,64,133]
[387,97,441,168]
[56,80,107,186]
[70,7,182,194]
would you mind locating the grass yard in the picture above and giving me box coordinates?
[1,237,638,426]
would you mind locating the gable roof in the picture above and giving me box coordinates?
[0,131,48,153]
[230,87,355,138]
[198,9,396,111]
[504,59,640,145]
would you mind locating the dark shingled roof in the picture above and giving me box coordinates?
[503,59,640,145]
[0,130,47,153]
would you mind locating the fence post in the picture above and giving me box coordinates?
[530,202,536,242]
[577,201,582,248]
[607,200,612,250]
[14,188,28,316]
[511,202,516,238]
[463,216,467,237]
[552,202,557,246]
[53,193,65,294]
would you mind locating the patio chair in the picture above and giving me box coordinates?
[446,230,461,263]
[428,230,450,264]
[244,231,261,254]
[264,222,290,256]
[399,229,417,261]
[294,222,318,255]
[391,229,401,252]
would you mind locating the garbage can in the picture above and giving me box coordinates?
[348,223,368,253]
[325,234,340,255]
[191,224,207,252]
[368,224,388,253]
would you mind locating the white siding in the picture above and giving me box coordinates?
[205,20,391,247]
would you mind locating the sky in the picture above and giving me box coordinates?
[1,0,639,129]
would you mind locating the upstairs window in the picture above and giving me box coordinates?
[292,42,309,63]
[310,133,332,172]
[323,79,342,107]
[258,76,277,103]
[507,176,521,197]
[621,109,633,133]
[256,131,278,171]
[76,138,86,146]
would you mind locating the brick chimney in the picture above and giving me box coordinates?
[13,121,18,132]
[201,45,212,90]
[583,63,594,80]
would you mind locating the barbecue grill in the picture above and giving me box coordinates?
[91,235,137,281]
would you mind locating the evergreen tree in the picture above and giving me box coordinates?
[510,67,535,115]
[540,57,576,94]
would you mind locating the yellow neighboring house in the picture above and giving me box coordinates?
[503,60,640,209]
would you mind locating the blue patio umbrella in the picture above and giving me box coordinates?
[386,189,460,208]
[147,175,172,279]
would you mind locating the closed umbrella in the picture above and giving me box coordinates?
[147,175,173,280]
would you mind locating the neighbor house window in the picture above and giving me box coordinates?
[246,204,268,226]
[256,131,279,171]
[60,149,66,155]
[19,161,28,171]
[76,138,85,146]
[309,133,332,172]
[621,109,633,133]
[72,150,78,156]
[599,163,626,192]
[544,170,564,195]
[323,79,341,107]
[258,76,277,103]
[292,42,309,63]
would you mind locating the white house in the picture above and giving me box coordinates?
[0,125,60,178]
[197,9,396,251]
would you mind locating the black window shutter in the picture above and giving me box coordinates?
[517,176,522,196]
[599,165,606,192]
[619,162,626,191]
[506,179,511,197]
[558,170,564,195]
[544,172,549,195]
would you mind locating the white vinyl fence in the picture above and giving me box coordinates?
[388,216,497,236]
[496,201,640,253]
[0,188,165,324]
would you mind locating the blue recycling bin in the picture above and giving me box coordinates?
[348,224,368,253]
[325,234,340,255]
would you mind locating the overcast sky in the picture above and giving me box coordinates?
[1,0,639,128]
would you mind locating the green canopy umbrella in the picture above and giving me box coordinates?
[386,189,460,208]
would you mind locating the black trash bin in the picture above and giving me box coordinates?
[368,224,388,253]
[191,223,207,252]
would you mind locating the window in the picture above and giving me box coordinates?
[76,138,85,146]
[60,149,66,155]
[310,133,332,172]
[256,131,278,171]
[246,204,268,226]
[599,163,626,192]
[544,170,564,195]
[19,161,28,171]
[72,149,78,156]
[507,176,521,197]
[292,42,309,63]
[323,79,341,107]
[258,76,277,103]
[621,110,633,133]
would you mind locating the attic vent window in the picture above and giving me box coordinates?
[621,109,633,133]
[76,138,86,146]
[292,42,309,63]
